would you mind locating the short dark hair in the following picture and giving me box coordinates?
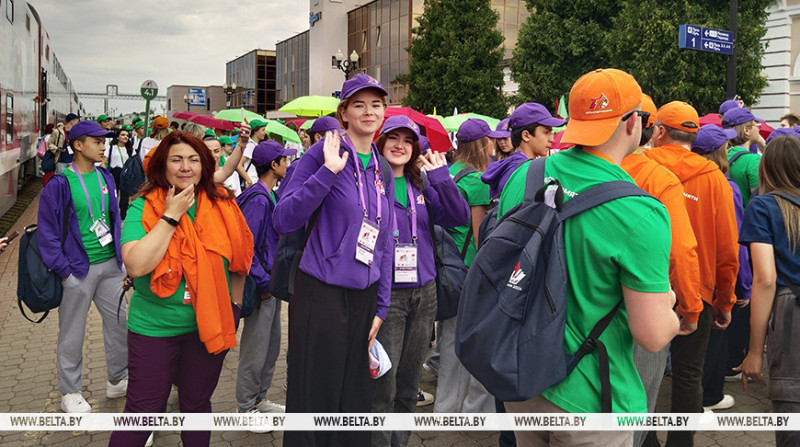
[660,124,697,145]
[69,134,90,150]
[255,156,286,177]
[170,121,179,129]
[781,113,800,127]
[510,123,540,149]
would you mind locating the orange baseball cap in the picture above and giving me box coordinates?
[152,116,169,129]
[641,94,657,128]
[561,68,642,146]
[656,101,699,133]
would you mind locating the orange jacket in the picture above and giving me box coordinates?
[621,151,703,323]
[644,144,739,312]
[142,187,254,354]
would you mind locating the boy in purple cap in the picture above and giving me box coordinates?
[235,141,295,423]
[722,107,764,206]
[38,121,128,413]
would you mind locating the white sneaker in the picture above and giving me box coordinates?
[106,377,128,399]
[238,407,272,433]
[416,389,435,407]
[61,392,91,413]
[145,432,154,447]
[704,394,735,411]
[256,399,285,413]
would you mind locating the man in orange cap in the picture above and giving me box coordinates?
[498,69,678,445]
[621,95,703,447]
[645,100,739,447]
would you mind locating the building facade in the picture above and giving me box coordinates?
[277,31,310,108]
[165,85,227,119]
[225,49,277,115]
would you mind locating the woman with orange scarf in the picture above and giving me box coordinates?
[109,131,254,447]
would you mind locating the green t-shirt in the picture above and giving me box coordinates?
[726,146,760,207]
[219,155,226,168]
[498,148,671,413]
[357,151,371,171]
[121,197,231,337]
[63,168,115,264]
[394,175,408,207]
[448,161,490,266]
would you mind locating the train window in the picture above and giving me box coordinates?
[5,94,12,145]
[25,13,29,32]
[6,0,13,24]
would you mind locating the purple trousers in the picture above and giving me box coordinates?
[109,304,240,447]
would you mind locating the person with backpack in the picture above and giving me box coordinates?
[690,124,753,413]
[371,115,469,446]
[736,135,800,447]
[234,140,295,421]
[645,101,739,447]
[37,120,129,414]
[721,107,764,206]
[272,73,394,447]
[46,113,80,175]
[496,68,679,445]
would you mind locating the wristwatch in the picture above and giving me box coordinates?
[161,215,179,227]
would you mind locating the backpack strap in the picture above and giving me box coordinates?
[728,150,748,169]
[773,192,800,209]
[523,158,547,203]
[454,166,478,183]
[573,299,623,413]
[559,181,653,221]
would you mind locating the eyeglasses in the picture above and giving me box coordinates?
[622,110,651,129]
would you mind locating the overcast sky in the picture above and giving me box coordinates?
[29,0,309,116]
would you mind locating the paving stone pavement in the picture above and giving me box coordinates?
[0,191,778,446]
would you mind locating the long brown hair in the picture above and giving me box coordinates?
[694,142,730,175]
[760,135,800,252]
[453,137,491,172]
[137,131,233,203]
[375,132,423,189]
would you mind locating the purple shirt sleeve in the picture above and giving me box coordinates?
[424,165,471,229]
[37,178,71,279]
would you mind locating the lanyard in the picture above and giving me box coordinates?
[391,179,417,245]
[342,134,382,222]
[116,145,126,165]
[71,163,105,221]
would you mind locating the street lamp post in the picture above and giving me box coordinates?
[334,49,360,80]
[183,94,191,111]
[223,83,237,109]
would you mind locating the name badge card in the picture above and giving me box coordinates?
[355,219,380,266]
[394,244,418,283]
[91,219,113,247]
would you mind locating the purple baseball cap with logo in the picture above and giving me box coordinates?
[380,116,421,141]
[68,121,115,140]
[509,102,567,130]
[251,140,297,167]
[721,108,762,128]
[340,73,388,100]
[494,118,511,138]
[691,125,737,155]
[456,118,506,143]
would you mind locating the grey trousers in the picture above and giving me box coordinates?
[505,395,633,447]
[632,342,669,447]
[236,297,282,411]
[767,288,800,447]
[57,258,128,394]
[371,281,437,447]
[433,316,495,414]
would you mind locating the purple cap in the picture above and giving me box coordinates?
[766,127,799,144]
[419,135,430,151]
[380,115,421,141]
[494,118,511,138]
[340,73,388,100]
[691,125,737,155]
[509,102,567,131]
[308,116,341,134]
[251,140,297,167]
[719,99,741,115]
[721,107,761,128]
[68,121,115,140]
[456,118,505,143]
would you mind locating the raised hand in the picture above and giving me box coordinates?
[419,150,447,172]
[323,131,348,174]
[163,184,195,221]
[237,119,251,145]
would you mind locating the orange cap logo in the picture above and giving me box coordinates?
[589,93,610,111]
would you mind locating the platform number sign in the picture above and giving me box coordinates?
[140,80,158,100]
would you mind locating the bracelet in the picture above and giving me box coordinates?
[161,215,179,227]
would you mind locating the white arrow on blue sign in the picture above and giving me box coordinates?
[679,24,734,56]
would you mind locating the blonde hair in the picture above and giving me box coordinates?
[453,137,491,172]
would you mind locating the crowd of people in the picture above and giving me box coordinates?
[30,68,800,447]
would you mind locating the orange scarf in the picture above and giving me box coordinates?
[142,187,254,354]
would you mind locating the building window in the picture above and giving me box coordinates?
[376,26,381,47]
[6,94,13,145]
[6,0,14,23]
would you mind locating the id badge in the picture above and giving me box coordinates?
[92,219,113,247]
[355,219,380,266]
[394,244,418,283]
[183,288,192,305]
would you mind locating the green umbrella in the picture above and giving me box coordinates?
[300,119,315,130]
[279,95,340,117]
[214,108,263,123]
[264,119,301,144]
[441,113,501,132]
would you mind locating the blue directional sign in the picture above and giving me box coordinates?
[679,24,734,56]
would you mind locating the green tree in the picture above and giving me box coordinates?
[512,0,770,114]
[399,0,507,117]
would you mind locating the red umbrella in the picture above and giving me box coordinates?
[380,107,452,152]
[188,114,235,130]
[699,113,721,127]
[550,130,573,153]
[172,111,197,120]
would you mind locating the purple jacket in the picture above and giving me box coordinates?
[236,180,278,293]
[481,151,529,200]
[37,168,123,279]
[392,166,470,289]
[728,179,753,301]
[273,138,395,320]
